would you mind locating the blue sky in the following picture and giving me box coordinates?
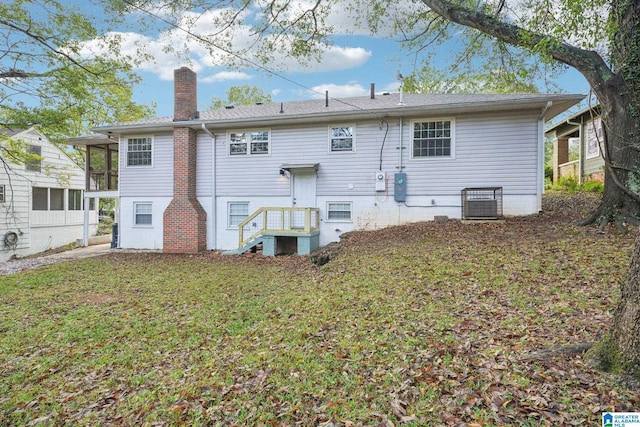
[77,2,592,118]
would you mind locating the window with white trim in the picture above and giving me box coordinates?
[0,185,5,203]
[412,119,454,158]
[26,145,42,172]
[134,202,152,225]
[32,187,48,210]
[68,189,83,210]
[329,126,355,152]
[228,202,249,227]
[228,131,270,156]
[327,202,352,221]
[50,188,64,211]
[127,137,152,166]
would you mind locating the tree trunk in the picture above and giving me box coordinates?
[420,0,640,378]
[587,233,640,377]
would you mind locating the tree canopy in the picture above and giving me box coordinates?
[0,0,153,148]
[210,85,272,109]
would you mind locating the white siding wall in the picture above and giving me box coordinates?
[119,132,173,197]
[0,128,98,261]
[118,196,171,249]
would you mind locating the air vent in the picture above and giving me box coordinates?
[461,187,503,220]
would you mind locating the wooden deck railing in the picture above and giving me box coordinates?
[238,207,320,248]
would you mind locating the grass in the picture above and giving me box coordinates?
[0,192,638,426]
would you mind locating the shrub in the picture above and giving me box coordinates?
[582,180,604,193]
[557,175,580,192]
[544,165,553,181]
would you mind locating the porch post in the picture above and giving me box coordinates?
[83,195,90,247]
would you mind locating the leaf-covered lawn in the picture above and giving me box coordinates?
[1,192,638,426]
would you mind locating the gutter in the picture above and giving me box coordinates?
[201,123,217,250]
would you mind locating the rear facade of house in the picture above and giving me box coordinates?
[95,67,583,254]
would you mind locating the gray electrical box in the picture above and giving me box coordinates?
[394,173,406,202]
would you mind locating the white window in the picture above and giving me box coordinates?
[32,187,48,210]
[134,202,152,225]
[26,145,42,172]
[68,189,83,210]
[228,202,249,227]
[228,131,270,156]
[327,202,352,221]
[329,126,355,152]
[0,185,4,203]
[127,137,152,166]
[412,119,454,158]
[50,188,64,211]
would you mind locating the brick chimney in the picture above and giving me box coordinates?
[163,67,207,253]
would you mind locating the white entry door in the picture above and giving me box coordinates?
[292,170,317,228]
[292,170,316,207]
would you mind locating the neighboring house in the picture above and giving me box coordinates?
[545,105,604,184]
[0,127,98,261]
[79,67,582,255]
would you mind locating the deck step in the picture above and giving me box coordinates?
[222,236,263,255]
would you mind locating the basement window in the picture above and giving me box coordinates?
[228,202,249,227]
[327,202,352,221]
[134,202,152,225]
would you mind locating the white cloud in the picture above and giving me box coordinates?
[74,5,375,81]
[200,71,253,83]
[308,83,370,98]
[271,45,371,73]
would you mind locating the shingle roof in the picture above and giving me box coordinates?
[0,128,25,137]
[93,92,585,133]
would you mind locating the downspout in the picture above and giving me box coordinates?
[538,101,552,209]
[398,117,404,171]
[201,123,216,249]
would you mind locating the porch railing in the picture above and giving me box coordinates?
[238,207,320,248]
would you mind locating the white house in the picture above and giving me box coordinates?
[86,67,583,255]
[0,127,98,261]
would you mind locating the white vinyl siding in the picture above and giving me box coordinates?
[329,125,355,152]
[119,133,172,197]
[127,137,153,166]
[327,202,352,221]
[134,202,152,225]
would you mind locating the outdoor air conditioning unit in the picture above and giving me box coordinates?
[461,187,502,220]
